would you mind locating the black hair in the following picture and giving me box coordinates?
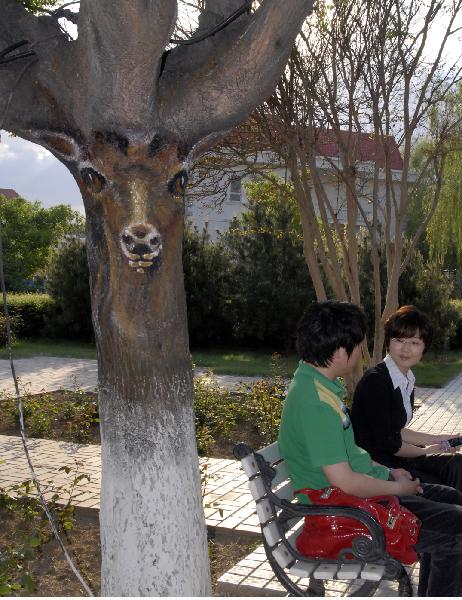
[296,300,367,367]
[384,305,433,353]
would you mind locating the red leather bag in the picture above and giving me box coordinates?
[295,487,421,565]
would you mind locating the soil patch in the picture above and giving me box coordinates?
[0,502,257,596]
[0,390,264,457]
[0,390,100,445]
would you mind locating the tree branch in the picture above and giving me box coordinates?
[158,0,314,144]
[0,0,74,136]
[76,0,178,137]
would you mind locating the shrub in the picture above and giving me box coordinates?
[0,313,20,347]
[240,353,286,445]
[0,293,54,339]
[223,177,315,351]
[359,237,458,353]
[449,299,462,349]
[0,195,84,292]
[399,257,456,352]
[45,239,93,340]
[0,387,99,444]
[194,372,238,455]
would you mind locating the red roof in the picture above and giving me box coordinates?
[221,119,404,171]
[0,188,19,199]
[314,129,403,170]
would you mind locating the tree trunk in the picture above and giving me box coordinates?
[78,144,210,595]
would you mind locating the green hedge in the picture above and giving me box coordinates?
[0,293,54,338]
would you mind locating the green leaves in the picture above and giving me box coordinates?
[0,194,84,292]
[17,0,61,14]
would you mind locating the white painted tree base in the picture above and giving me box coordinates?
[99,403,211,596]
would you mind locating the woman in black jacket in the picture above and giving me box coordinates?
[351,305,462,491]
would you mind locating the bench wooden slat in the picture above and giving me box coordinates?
[256,498,273,524]
[272,543,294,569]
[241,453,259,478]
[313,563,338,579]
[337,563,362,579]
[249,476,267,501]
[275,481,294,501]
[271,460,289,488]
[263,521,282,547]
[258,441,281,465]
[361,564,385,581]
[289,560,316,578]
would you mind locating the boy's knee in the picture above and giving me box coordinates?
[422,482,462,505]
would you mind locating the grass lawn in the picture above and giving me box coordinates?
[413,350,462,388]
[0,339,97,360]
[192,349,299,377]
[2,339,462,387]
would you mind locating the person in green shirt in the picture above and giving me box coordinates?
[278,300,462,597]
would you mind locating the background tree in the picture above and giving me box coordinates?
[411,85,462,271]
[0,0,313,594]
[45,237,93,340]
[224,176,315,350]
[359,236,458,353]
[0,194,83,291]
[183,225,233,347]
[196,0,462,375]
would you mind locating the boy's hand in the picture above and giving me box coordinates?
[395,475,423,496]
[389,468,412,481]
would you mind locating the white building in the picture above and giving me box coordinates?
[186,130,408,239]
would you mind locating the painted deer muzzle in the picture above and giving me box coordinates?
[120,223,163,273]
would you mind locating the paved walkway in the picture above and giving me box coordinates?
[0,357,461,596]
[0,435,256,533]
[0,357,264,395]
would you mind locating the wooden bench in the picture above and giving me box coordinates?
[233,441,414,597]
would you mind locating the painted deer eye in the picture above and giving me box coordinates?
[81,168,106,193]
[168,170,188,197]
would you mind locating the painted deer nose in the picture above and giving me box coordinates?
[120,222,163,273]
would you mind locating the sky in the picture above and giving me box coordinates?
[0,133,84,212]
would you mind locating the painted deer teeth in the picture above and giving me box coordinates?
[142,252,157,260]
[126,251,141,260]
[129,260,153,269]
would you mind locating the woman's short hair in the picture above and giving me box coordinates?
[296,300,367,367]
[384,305,433,352]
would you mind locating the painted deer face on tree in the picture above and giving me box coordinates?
[40,132,189,277]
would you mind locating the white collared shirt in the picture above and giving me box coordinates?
[384,354,415,426]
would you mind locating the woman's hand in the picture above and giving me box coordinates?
[425,443,457,454]
[435,433,462,452]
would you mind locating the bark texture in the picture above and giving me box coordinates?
[0,0,313,595]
